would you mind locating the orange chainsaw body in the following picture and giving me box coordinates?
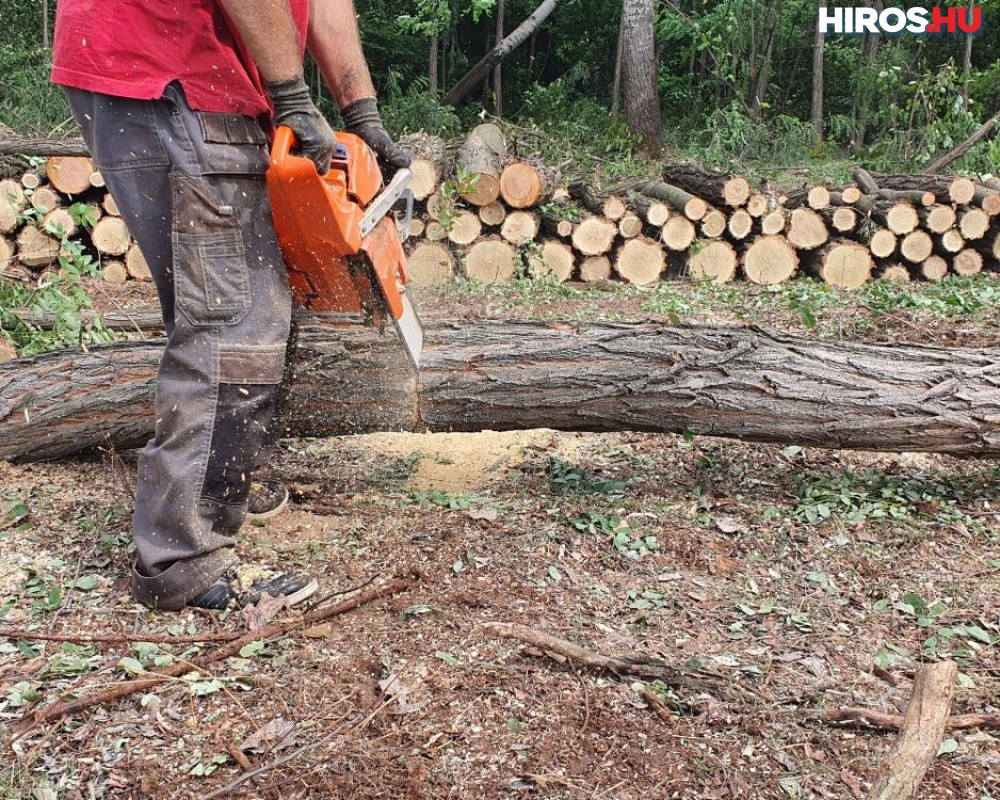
[266,126,408,321]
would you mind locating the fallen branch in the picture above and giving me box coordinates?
[16,575,415,732]
[0,628,235,645]
[479,621,732,696]
[796,706,998,731]
[0,138,90,157]
[921,114,1000,175]
[866,660,957,800]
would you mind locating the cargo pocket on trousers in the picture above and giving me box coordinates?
[171,172,251,326]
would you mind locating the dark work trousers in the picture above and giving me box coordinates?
[67,84,292,610]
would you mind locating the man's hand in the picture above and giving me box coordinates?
[268,75,337,174]
[341,97,411,170]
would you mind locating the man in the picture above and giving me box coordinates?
[51,0,409,611]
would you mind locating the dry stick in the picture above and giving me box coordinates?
[17,576,414,731]
[0,628,237,645]
[478,622,730,696]
[799,707,999,731]
[865,661,957,800]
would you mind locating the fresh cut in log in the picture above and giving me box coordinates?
[406,241,455,287]
[688,240,737,284]
[45,156,96,195]
[527,240,574,282]
[614,237,664,285]
[743,235,799,284]
[463,237,517,283]
[500,160,556,209]
[456,124,506,206]
[571,216,616,256]
[6,319,1000,462]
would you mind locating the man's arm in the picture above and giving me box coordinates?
[308,0,411,168]
[216,0,336,173]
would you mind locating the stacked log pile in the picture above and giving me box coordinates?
[0,156,151,286]
[401,130,1000,290]
[4,136,1000,295]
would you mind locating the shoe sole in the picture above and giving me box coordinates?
[245,492,289,522]
[285,578,319,607]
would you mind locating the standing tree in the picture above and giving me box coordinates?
[621,0,663,147]
[811,0,825,142]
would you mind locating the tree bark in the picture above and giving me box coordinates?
[621,0,663,147]
[5,320,1000,463]
[0,138,90,157]
[811,0,825,141]
[442,0,562,106]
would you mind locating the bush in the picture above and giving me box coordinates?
[0,46,70,134]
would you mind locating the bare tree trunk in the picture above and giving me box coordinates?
[442,0,562,106]
[621,0,663,147]
[750,0,782,121]
[43,0,50,49]
[851,1,883,150]
[494,0,505,116]
[962,0,974,109]
[611,9,626,116]
[811,0,825,141]
[4,320,1000,463]
[429,33,439,94]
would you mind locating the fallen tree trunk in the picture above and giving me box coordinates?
[3,319,1000,462]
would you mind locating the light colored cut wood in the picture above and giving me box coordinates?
[43,208,77,239]
[787,207,828,250]
[21,172,41,190]
[841,186,862,204]
[101,260,128,285]
[761,209,787,235]
[0,237,15,267]
[921,255,949,282]
[958,207,990,240]
[125,243,152,281]
[743,235,798,284]
[700,208,726,238]
[807,185,831,210]
[571,216,616,256]
[922,205,956,233]
[500,211,540,245]
[661,216,696,251]
[464,238,517,283]
[880,263,911,283]
[938,228,964,254]
[819,241,873,289]
[973,185,1000,215]
[884,203,919,234]
[400,133,449,201]
[406,242,455,287]
[0,336,16,364]
[617,214,642,239]
[626,192,670,226]
[900,231,933,264]
[638,180,708,221]
[407,218,425,238]
[447,210,482,246]
[30,186,60,214]
[949,177,975,205]
[425,192,444,221]
[102,192,121,217]
[478,201,507,227]
[17,225,61,268]
[745,194,769,217]
[89,170,105,189]
[92,216,131,256]
[602,195,627,221]
[425,221,447,241]
[527,240,574,282]
[456,125,506,207]
[0,201,18,235]
[723,176,751,207]
[869,229,897,259]
[727,208,754,240]
[830,207,858,233]
[499,160,555,209]
[45,156,96,195]
[688,240,737,284]
[0,179,26,210]
[578,255,611,283]
[953,248,983,277]
[614,237,664,285]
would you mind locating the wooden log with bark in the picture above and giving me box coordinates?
[661,163,750,207]
[688,240,737,284]
[786,208,829,250]
[6,318,1000,463]
[812,240,873,289]
[500,211,539,245]
[578,255,611,282]
[447,210,482,247]
[660,216,696,251]
[406,241,455,287]
[625,191,670,227]
[526,240,574,282]
[45,157,96,196]
[613,236,664,285]
[958,208,990,241]
[726,208,754,240]
[399,133,450,201]
[953,248,983,277]
[743,235,798,284]
[16,225,60,268]
[478,201,507,227]
[699,208,726,239]
[92,216,131,256]
[868,229,898,260]
[500,161,557,209]
[636,180,708,221]
[455,124,506,207]
[571,216,616,256]
[920,255,949,282]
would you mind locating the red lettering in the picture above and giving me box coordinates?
[958,7,983,33]
[931,6,958,33]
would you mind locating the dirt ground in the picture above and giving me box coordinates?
[2,279,1000,799]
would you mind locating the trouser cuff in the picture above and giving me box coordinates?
[131,548,237,611]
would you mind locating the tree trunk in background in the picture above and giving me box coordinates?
[750,0,782,122]
[812,0,825,141]
[43,0,50,49]
[442,0,562,106]
[494,0,505,116]
[621,0,663,147]
[962,0,974,109]
[851,1,883,151]
[429,34,439,94]
[611,9,626,116]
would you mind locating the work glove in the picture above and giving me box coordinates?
[341,97,411,171]
[267,74,337,175]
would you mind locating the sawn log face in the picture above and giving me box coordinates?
[2,319,1000,462]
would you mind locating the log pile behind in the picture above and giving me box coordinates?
[398,132,1000,290]
[0,156,150,285]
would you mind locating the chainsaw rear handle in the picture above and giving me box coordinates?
[270,125,347,171]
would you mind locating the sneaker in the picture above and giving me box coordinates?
[246,480,289,521]
[189,564,318,610]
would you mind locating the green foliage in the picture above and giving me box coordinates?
[0,45,70,134]
[547,457,629,494]
[567,510,660,556]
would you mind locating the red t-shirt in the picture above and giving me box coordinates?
[51,1,310,118]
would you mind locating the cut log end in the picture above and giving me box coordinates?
[406,241,455,288]
[727,208,754,240]
[500,211,540,245]
[900,231,933,264]
[787,208,829,250]
[743,235,798,285]
[572,216,617,256]
[819,241,873,289]
[578,255,611,283]
[614,237,665,286]
[527,240,574,283]
[125,244,152,281]
[688,240,738,284]
[100,260,128,285]
[45,156,96,195]
[869,229,898,259]
[661,216,696,252]
[700,209,726,239]
[464,238,517,284]
[92,216,131,256]
[447,210,483,247]
[953,248,983,277]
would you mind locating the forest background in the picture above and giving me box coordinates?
[3,0,1000,182]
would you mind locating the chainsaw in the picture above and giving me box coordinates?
[266,126,422,370]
